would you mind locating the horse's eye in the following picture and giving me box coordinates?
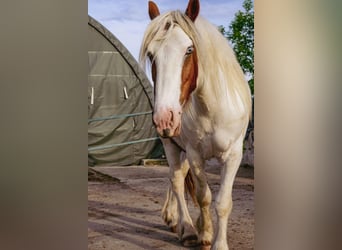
[147,52,153,61]
[185,46,194,55]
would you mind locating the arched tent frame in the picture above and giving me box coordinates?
[88,16,159,166]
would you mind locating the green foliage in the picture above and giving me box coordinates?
[218,25,227,35]
[220,0,254,94]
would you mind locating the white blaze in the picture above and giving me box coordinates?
[153,26,193,112]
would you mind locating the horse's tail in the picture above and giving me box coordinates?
[184,169,198,207]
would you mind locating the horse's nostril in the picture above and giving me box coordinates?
[169,110,174,122]
[163,128,171,137]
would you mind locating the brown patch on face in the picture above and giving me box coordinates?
[180,47,198,105]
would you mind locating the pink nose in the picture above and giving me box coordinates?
[153,108,181,137]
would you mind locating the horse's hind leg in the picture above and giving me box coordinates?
[212,138,244,250]
[161,139,198,246]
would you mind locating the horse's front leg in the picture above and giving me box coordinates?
[161,185,178,233]
[187,147,214,248]
[212,138,244,250]
[161,139,198,246]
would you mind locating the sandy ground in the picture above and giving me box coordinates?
[88,163,254,249]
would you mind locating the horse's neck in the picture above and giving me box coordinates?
[182,83,223,131]
[186,76,245,128]
[193,52,250,124]
[183,17,250,127]
[192,76,227,115]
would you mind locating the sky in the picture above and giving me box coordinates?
[88,0,245,60]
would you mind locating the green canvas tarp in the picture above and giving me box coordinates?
[88,16,159,166]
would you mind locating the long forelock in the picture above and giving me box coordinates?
[139,11,201,71]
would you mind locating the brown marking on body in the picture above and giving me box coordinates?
[180,47,198,105]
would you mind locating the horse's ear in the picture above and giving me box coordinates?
[148,1,160,20]
[185,0,200,22]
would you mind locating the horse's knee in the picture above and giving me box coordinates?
[171,178,184,194]
[215,197,232,217]
[170,169,187,193]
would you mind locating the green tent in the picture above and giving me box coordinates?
[88,16,159,166]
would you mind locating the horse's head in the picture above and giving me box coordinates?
[140,0,200,138]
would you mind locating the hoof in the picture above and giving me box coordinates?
[200,244,211,250]
[181,234,199,247]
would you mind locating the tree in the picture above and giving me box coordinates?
[221,0,254,94]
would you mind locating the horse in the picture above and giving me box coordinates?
[140,1,252,249]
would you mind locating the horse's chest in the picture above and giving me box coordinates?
[181,124,232,161]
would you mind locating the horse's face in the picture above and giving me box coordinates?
[149,26,198,138]
[146,0,199,138]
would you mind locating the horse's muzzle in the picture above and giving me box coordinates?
[159,126,181,138]
[153,108,182,138]
[162,128,171,137]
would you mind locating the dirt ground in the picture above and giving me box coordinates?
[88,162,254,249]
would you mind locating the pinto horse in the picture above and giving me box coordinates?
[140,1,252,249]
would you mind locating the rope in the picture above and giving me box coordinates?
[88,111,152,123]
[88,137,160,152]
